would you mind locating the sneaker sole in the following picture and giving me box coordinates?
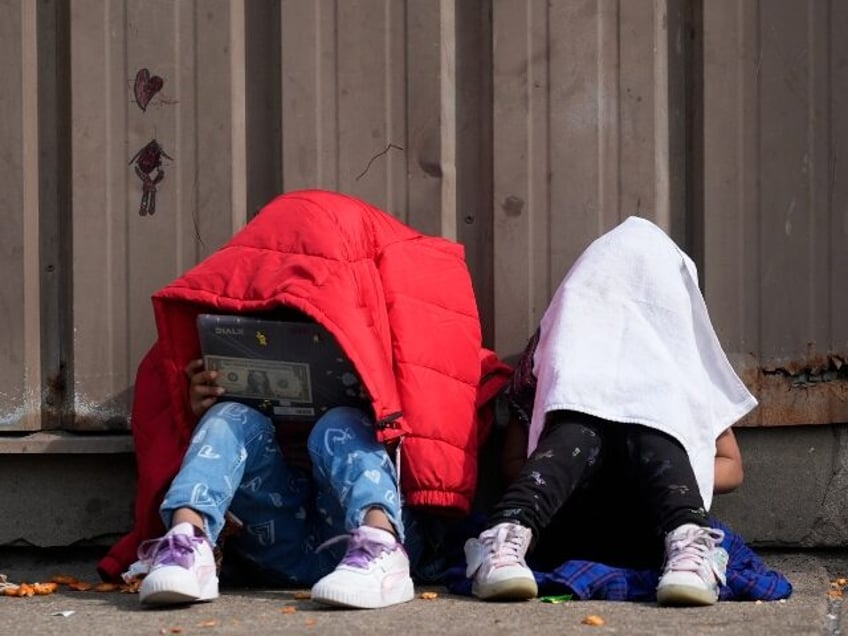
[472,577,538,602]
[311,577,415,609]
[141,589,218,605]
[140,573,219,606]
[656,584,718,606]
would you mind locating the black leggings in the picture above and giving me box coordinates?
[488,410,709,569]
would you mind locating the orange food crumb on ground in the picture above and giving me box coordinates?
[3,582,62,597]
[280,606,297,614]
[293,591,311,600]
[67,581,93,591]
[582,614,606,626]
[33,582,58,595]
[50,575,79,585]
[419,592,438,600]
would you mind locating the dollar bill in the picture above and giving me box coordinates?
[204,355,312,403]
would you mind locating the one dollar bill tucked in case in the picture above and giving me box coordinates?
[204,355,313,403]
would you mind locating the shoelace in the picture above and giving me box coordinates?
[316,530,391,569]
[666,527,725,572]
[482,525,527,569]
[137,533,203,570]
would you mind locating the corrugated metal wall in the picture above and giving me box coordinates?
[490,0,690,353]
[68,0,248,429]
[2,0,44,431]
[1,0,846,433]
[701,0,848,425]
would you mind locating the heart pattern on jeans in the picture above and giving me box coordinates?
[241,476,262,493]
[134,67,164,112]
[197,444,220,459]
[190,483,215,507]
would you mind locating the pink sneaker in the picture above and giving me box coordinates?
[138,522,219,606]
[311,526,414,609]
[656,524,727,606]
[464,522,538,601]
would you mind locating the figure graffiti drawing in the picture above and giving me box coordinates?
[129,139,172,216]
[134,68,164,112]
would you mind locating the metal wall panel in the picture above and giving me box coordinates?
[277,0,495,330]
[271,0,492,343]
[491,0,687,356]
[65,0,255,429]
[280,1,407,214]
[0,0,40,431]
[3,0,846,432]
[4,0,488,431]
[279,0,457,234]
[702,0,848,425]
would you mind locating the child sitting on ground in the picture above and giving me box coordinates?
[138,370,412,608]
[99,190,503,610]
[465,216,758,606]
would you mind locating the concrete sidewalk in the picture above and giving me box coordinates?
[0,547,845,635]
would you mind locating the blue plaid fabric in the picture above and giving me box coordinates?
[446,519,792,602]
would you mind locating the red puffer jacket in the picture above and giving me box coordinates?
[98,189,510,581]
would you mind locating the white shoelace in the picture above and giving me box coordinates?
[666,526,725,572]
[482,524,528,568]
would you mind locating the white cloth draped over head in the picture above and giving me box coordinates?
[528,216,757,510]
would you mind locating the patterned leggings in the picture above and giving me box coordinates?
[488,410,709,569]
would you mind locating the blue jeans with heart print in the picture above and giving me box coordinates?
[159,401,404,585]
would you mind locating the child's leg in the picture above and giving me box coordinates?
[467,410,604,601]
[306,406,414,609]
[623,425,727,606]
[307,406,403,542]
[488,410,604,537]
[622,424,709,532]
[161,402,310,545]
[141,401,314,604]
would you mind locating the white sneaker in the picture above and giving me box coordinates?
[310,526,415,609]
[656,523,728,606]
[138,522,219,606]
[464,522,537,601]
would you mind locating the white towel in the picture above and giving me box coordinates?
[528,216,757,510]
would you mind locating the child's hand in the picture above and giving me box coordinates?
[185,359,225,417]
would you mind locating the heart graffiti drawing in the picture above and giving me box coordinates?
[133,68,164,112]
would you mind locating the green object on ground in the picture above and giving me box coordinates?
[539,594,573,603]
